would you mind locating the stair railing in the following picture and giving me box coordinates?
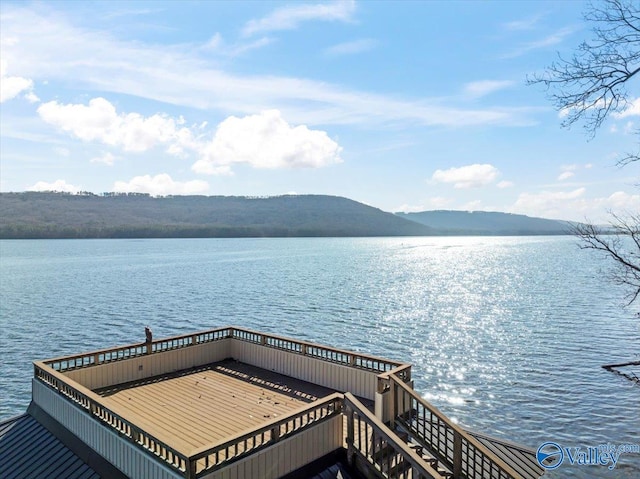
[389,375,522,479]
[344,392,441,479]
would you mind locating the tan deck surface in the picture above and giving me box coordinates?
[96,359,336,454]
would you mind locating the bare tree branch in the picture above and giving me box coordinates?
[529,0,640,307]
[527,0,640,156]
[573,212,640,305]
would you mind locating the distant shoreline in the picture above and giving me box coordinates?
[0,191,576,239]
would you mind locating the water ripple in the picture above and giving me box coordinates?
[1,237,638,478]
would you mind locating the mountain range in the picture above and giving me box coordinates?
[0,192,572,239]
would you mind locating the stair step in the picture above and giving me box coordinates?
[394,421,455,479]
[387,458,411,477]
[371,443,395,463]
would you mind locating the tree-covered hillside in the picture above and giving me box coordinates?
[397,210,571,235]
[0,192,435,239]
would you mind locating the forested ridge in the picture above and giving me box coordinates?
[396,210,572,235]
[0,192,435,239]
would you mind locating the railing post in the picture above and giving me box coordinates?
[271,424,280,442]
[453,430,463,478]
[186,457,197,479]
[346,402,355,466]
[391,381,398,428]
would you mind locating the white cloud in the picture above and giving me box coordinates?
[511,188,640,222]
[37,97,197,153]
[202,33,222,50]
[0,6,534,129]
[193,110,343,174]
[27,179,80,193]
[428,197,453,209]
[432,164,499,189]
[503,13,545,31]
[90,152,117,166]
[324,39,377,56]
[228,37,274,56]
[613,98,640,119]
[503,27,575,58]
[395,204,424,213]
[113,174,209,196]
[606,191,640,212]
[201,32,274,57]
[557,163,590,181]
[462,200,484,211]
[0,59,35,103]
[463,80,515,98]
[395,196,454,213]
[557,171,574,181]
[511,188,585,219]
[24,91,40,103]
[242,1,356,37]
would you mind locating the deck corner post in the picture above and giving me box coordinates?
[185,457,197,479]
[453,430,463,479]
[271,425,280,442]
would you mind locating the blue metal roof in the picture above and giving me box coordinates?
[0,414,101,479]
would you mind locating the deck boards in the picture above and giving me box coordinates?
[96,359,336,454]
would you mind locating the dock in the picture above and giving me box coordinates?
[1,326,544,478]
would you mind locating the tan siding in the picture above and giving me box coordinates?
[64,339,232,390]
[231,341,379,400]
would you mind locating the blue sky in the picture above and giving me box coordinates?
[1,0,637,222]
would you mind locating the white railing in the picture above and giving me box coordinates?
[44,326,407,376]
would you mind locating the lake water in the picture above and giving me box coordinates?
[0,237,638,478]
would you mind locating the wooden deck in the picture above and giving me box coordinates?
[95,359,337,454]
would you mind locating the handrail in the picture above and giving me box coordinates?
[231,327,408,374]
[378,363,412,388]
[43,327,234,372]
[187,393,343,478]
[389,374,523,479]
[43,326,409,376]
[33,361,189,475]
[343,393,439,479]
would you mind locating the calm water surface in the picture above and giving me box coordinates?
[1,237,638,478]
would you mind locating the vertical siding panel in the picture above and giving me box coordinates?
[258,444,269,478]
[278,433,287,477]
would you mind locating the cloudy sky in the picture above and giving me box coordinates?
[1,0,638,222]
